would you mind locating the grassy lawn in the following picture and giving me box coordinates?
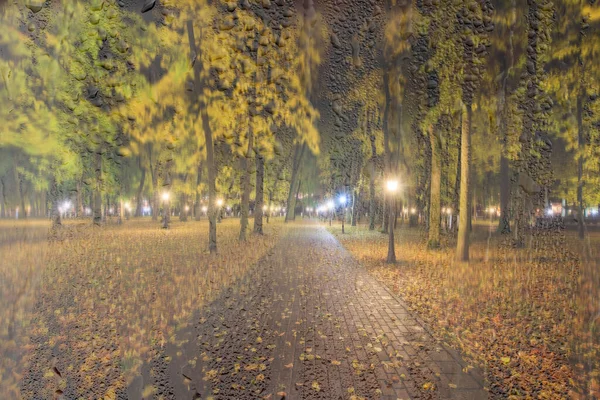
[0,217,284,399]
[329,219,598,399]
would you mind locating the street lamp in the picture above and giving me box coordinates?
[386,179,399,263]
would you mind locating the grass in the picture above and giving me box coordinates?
[328,219,598,399]
[0,217,284,399]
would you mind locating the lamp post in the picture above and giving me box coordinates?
[386,179,399,263]
[161,192,170,229]
[339,194,347,233]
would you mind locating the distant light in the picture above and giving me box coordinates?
[263,205,268,211]
[162,192,170,201]
[546,208,554,216]
[339,195,347,205]
[411,208,416,214]
[202,206,208,213]
[327,200,334,210]
[442,207,446,213]
[446,208,452,215]
[386,179,399,192]
[185,205,190,211]
[216,199,224,207]
[125,202,131,211]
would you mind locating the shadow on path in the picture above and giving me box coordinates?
[133,223,488,400]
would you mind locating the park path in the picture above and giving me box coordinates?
[136,223,488,400]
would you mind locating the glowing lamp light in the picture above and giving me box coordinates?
[125,202,131,211]
[446,208,452,215]
[327,200,334,210]
[339,195,347,205]
[202,206,208,213]
[386,179,399,193]
[263,205,268,211]
[185,205,190,211]
[411,208,417,215]
[161,192,170,201]
[216,199,224,207]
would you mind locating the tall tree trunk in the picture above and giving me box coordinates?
[93,152,103,226]
[577,93,585,239]
[428,125,442,248]
[76,178,83,218]
[351,189,358,226]
[194,162,203,221]
[254,153,265,234]
[498,155,511,233]
[285,143,306,222]
[369,131,377,230]
[456,104,472,262]
[0,177,6,218]
[240,132,253,241]
[151,170,159,222]
[14,157,26,219]
[135,166,146,217]
[188,21,217,253]
[50,176,61,227]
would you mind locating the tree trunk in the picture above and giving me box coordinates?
[135,166,146,217]
[76,176,83,218]
[387,195,396,263]
[50,176,61,227]
[577,94,585,239]
[369,132,377,230]
[239,132,253,241]
[456,104,472,262]
[179,193,188,222]
[254,153,265,234]
[14,157,26,219]
[498,155,511,233]
[188,21,217,253]
[428,125,442,248]
[285,143,306,222]
[0,177,5,218]
[151,170,159,222]
[194,162,203,221]
[93,152,103,226]
[351,189,358,226]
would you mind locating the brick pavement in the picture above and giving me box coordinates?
[146,223,488,400]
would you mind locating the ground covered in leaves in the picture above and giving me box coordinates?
[329,220,599,399]
[1,218,282,399]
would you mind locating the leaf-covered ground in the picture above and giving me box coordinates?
[1,218,282,399]
[329,220,599,399]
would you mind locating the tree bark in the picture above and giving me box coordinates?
[285,143,306,222]
[254,153,265,234]
[194,161,203,221]
[93,152,103,226]
[456,104,471,262]
[188,21,217,253]
[498,155,511,233]
[428,124,442,248]
[240,132,253,241]
[0,177,5,218]
[135,166,146,217]
[13,156,26,219]
[50,176,61,227]
[76,179,82,218]
[351,189,358,226]
[577,93,585,239]
[369,132,377,230]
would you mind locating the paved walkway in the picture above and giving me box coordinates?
[136,223,488,399]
